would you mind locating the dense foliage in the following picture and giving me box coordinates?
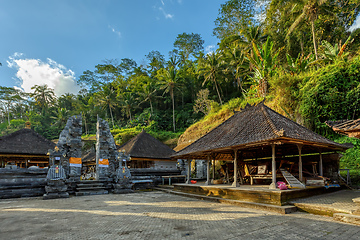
[1,0,360,171]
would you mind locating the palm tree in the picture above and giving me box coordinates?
[286,0,328,60]
[119,91,137,122]
[158,67,181,132]
[94,83,117,127]
[51,108,70,128]
[220,25,267,54]
[0,86,26,125]
[198,52,225,105]
[30,84,56,115]
[223,47,250,97]
[138,82,159,116]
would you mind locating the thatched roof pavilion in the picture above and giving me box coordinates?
[118,130,176,169]
[0,128,55,168]
[326,119,360,138]
[172,102,350,188]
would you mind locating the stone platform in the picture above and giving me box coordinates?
[172,183,339,206]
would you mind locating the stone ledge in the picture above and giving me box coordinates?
[154,187,297,214]
[333,213,360,225]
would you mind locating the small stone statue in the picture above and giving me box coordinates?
[113,151,133,194]
[43,149,69,200]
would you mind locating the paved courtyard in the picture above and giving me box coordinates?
[0,191,359,240]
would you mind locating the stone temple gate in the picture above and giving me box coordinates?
[43,115,132,199]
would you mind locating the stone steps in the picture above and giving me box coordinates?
[75,181,108,196]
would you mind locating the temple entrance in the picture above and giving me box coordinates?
[50,115,121,182]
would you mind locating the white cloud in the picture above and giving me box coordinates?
[349,15,360,32]
[159,7,174,19]
[205,45,216,54]
[108,25,121,38]
[7,53,80,97]
[161,0,165,6]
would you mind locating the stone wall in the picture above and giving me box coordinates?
[0,168,47,199]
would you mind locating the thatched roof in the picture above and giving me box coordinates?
[0,128,56,155]
[119,130,175,160]
[326,119,360,138]
[173,102,350,160]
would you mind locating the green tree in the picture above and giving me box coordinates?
[286,0,330,60]
[223,47,250,96]
[0,86,27,125]
[157,67,182,132]
[145,50,165,73]
[119,91,138,122]
[30,85,56,115]
[173,33,204,62]
[93,83,117,127]
[213,0,259,39]
[138,82,159,116]
[246,38,282,97]
[198,52,226,105]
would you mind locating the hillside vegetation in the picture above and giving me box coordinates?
[1,0,360,173]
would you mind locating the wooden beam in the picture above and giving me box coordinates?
[319,150,323,176]
[0,154,49,158]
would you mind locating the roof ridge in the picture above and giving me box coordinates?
[260,104,284,137]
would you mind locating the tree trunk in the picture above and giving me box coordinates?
[149,100,153,117]
[311,21,318,60]
[213,78,223,105]
[171,91,176,132]
[109,104,114,128]
[237,77,246,99]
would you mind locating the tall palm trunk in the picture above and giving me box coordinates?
[213,78,223,105]
[109,103,114,128]
[171,90,176,132]
[311,21,318,60]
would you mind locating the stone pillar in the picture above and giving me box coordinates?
[96,116,118,181]
[269,144,277,189]
[186,159,191,184]
[205,155,211,185]
[319,150,323,176]
[231,150,240,187]
[297,144,303,182]
[56,115,82,181]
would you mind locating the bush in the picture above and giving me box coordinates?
[299,57,360,136]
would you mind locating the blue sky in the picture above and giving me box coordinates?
[0,0,223,96]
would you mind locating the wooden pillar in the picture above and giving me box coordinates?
[212,159,215,180]
[269,144,277,189]
[297,144,303,182]
[319,150,323,176]
[186,159,191,184]
[205,155,211,185]
[231,150,240,187]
